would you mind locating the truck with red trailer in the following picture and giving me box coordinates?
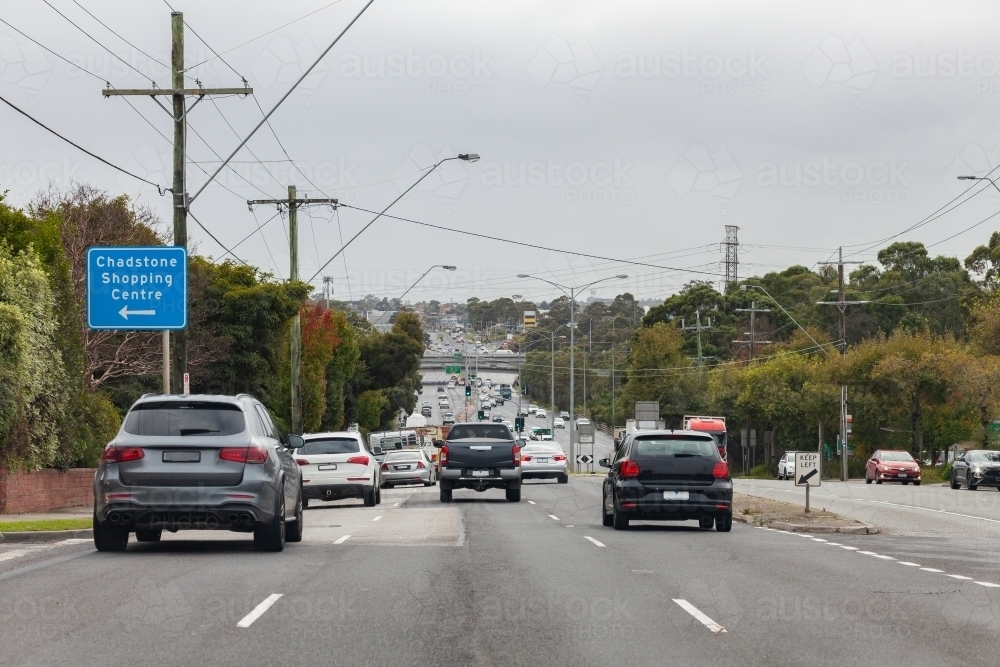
[683,415,729,460]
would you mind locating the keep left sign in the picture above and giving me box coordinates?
[87,246,187,330]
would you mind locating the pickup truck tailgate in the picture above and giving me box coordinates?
[446,439,515,469]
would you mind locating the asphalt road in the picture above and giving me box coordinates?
[3,477,1000,666]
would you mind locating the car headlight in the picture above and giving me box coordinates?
[972,467,984,477]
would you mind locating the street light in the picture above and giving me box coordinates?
[372,265,457,326]
[518,273,628,472]
[308,153,478,283]
[601,315,631,432]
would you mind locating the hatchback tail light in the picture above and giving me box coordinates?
[102,446,144,463]
[219,446,269,464]
[346,455,370,466]
[441,444,449,466]
[712,460,729,479]
[620,459,640,478]
[513,443,521,466]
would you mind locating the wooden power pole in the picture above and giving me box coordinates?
[249,188,337,434]
[103,12,253,393]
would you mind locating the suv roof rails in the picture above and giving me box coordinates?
[235,393,253,401]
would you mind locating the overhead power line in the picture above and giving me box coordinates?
[0,93,169,192]
[337,205,727,280]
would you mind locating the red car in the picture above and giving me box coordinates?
[865,450,921,485]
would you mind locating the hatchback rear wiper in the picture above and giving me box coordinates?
[673,453,700,458]
[179,428,219,436]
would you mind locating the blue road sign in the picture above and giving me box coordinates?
[87,246,187,330]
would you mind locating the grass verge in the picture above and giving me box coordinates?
[0,518,92,532]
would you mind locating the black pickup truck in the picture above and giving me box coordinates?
[435,423,522,502]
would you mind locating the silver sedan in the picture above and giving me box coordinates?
[520,443,568,484]
[379,449,437,488]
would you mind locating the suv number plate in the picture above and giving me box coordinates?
[663,491,689,500]
[318,464,338,470]
[163,451,200,462]
[471,470,489,477]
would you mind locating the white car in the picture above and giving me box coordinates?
[536,409,547,419]
[778,452,797,480]
[553,417,565,429]
[528,405,538,414]
[296,431,381,507]
[576,418,591,426]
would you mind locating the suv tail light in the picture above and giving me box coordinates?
[513,443,521,466]
[346,455,370,466]
[440,444,449,466]
[295,458,309,466]
[712,460,729,479]
[620,459,640,478]
[219,446,269,464]
[102,446,144,463]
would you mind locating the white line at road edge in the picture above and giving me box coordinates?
[673,599,726,634]
[237,594,283,628]
[584,536,605,547]
[334,535,351,544]
[372,516,382,522]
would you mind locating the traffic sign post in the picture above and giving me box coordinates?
[794,452,821,513]
[87,247,187,330]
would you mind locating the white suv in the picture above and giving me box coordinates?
[777,452,797,480]
[295,432,382,506]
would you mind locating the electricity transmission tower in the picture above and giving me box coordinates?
[724,225,739,290]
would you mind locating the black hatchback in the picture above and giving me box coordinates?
[599,430,732,532]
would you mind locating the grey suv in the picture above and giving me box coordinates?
[93,394,304,552]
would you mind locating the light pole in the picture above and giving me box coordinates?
[602,315,630,432]
[372,265,457,326]
[518,273,628,472]
[514,335,550,432]
[546,326,568,433]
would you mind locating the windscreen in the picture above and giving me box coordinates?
[300,438,360,455]
[967,451,1000,462]
[632,437,717,458]
[881,451,914,462]
[448,424,512,440]
[123,401,245,436]
[385,451,422,461]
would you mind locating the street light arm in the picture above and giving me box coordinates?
[517,274,570,299]
[308,156,468,283]
[372,265,455,326]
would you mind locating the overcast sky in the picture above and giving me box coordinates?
[4,0,1000,305]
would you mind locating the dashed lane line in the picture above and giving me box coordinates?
[549,515,560,521]
[584,536,605,547]
[334,535,351,544]
[237,594,283,628]
[372,516,383,522]
[673,599,727,634]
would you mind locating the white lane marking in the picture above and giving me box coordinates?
[857,551,877,555]
[825,543,842,546]
[851,497,1000,525]
[811,538,827,542]
[673,599,727,634]
[566,525,574,528]
[334,535,351,544]
[392,503,400,507]
[898,562,921,566]
[948,575,973,580]
[871,555,895,560]
[0,550,29,562]
[584,536,605,547]
[237,594,283,628]
[920,568,944,573]
[528,501,536,505]
[372,516,382,522]
[840,546,859,550]
[975,581,1000,588]
[548,515,560,521]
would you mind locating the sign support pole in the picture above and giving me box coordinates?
[805,485,810,513]
[162,330,170,394]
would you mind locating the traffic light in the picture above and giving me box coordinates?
[478,410,485,421]
[465,386,471,397]
[514,417,524,432]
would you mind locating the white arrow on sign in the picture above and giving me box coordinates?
[118,306,156,320]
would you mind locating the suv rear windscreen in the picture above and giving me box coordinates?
[300,438,361,455]
[123,401,245,436]
[632,437,717,458]
[448,424,512,440]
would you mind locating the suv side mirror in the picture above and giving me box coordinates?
[598,458,611,468]
[433,439,444,448]
[286,434,304,449]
